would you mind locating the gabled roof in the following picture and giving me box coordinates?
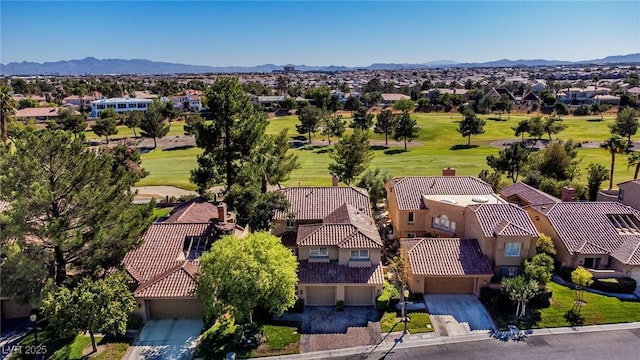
[401,238,493,276]
[297,260,384,284]
[522,91,540,102]
[388,176,494,210]
[134,262,198,298]
[468,203,539,238]
[164,197,221,223]
[275,187,371,221]
[538,202,640,264]
[296,204,382,248]
[499,182,560,209]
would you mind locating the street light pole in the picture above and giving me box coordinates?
[29,314,38,345]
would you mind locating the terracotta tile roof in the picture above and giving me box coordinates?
[134,263,198,298]
[164,197,221,223]
[401,238,493,276]
[297,260,384,284]
[297,204,382,248]
[0,200,8,212]
[468,203,539,238]
[123,222,234,298]
[540,202,640,264]
[499,182,560,207]
[389,177,494,210]
[275,187,371,221]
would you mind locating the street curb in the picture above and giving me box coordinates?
[257,322,640,359]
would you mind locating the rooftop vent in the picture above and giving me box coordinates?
[472,196,489,203]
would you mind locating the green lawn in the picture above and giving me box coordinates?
[379,310,433,334]
[485,281,640,330]
[10,332,131,360]
[136,112,637,190]
[85,121,186,141]
[251,324,300,356]
[152,207,172,219]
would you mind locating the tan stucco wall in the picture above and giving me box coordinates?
[298,246,339,261]
[337,248,382,265]
[134,297,201,322]
[620,182,640,210]
[407,275,491,296]
[388,198,465,238]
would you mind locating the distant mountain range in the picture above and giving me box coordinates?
[2,54,639,75]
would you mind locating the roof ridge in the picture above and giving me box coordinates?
[176,201,196,222]
[620,237,640,264]
[134,262,187,294]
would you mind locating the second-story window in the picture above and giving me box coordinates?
[432,214,456,232]
[286,215,295,229]
[310,247,329,258]
[505,242,521,257]
[350,249,369,260]
[408,212,415,224]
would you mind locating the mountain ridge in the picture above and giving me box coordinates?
[1,54,639,75]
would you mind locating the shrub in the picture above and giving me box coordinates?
[530,290,552,308]
[336,300,345,312]
[289,298,305,313]
[591,277,637,294]
[376,282,401,311]
[559,266,575,283]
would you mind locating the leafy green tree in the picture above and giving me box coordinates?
[553,102,569,119]
[110,144,149,182]
[92,109,118,144]
[345,96,361,113]
[17,98,39,109]
[416,97,430,112]
[627,151,640,180]
[536,233,556,256]
[305,86,332,110]
[457,108,486,146]
[394,112,421,151]
[392,98,415,113]
[478,169,503,192]
[140,99,171,148]
[586,163,609,200]
[374,109,398,145]
[0,131,154,301]
[124,110,143,138]
[512,118,530,142]
[257,128,301,190]
[225,184,289,231]
[487,142,530,182]
[591,103,610,120]
[501,275,539,318]
[543,116,567,141]
[530,140,579,181]
[41,272,134,353]
[351,106,374,131]
[296,104,322,144]
[527,115,545,140]
[523,253,554,285]
[184,113,204,136]
[196,232,298,322]
[322,113,345,145]
[355,168,391,209]
[601,135,629,189]
[192,77,269,193]
[610,107,639,145]
[58,107,87,139]
[1,85,16,144]
[571,267,593,305]
[328,129,374,185]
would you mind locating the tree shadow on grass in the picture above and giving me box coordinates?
[384,148,406,155]
[162,145,195,151]
[315,148,333,154]
[487,117,508,122]
[587,118,603,122]
[299,145,328,151]
[291,135,307,142]
[450,144,479,150]
[371,145,389,151]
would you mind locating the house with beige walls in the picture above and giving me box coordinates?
[597,180,640,211]
[273,186,383,306]
[124,198,246,321]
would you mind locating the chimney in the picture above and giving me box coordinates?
[561,186,575,202]
[442,167,456,176]
[332,173,339,186]
[217,203,227,222]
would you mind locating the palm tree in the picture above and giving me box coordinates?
[0,85,16,144]
[628,152,640,180]
[601,135,629,190]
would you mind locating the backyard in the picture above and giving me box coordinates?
[102,112,640,190]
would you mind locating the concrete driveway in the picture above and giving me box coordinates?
[125,319,203,360]
[425,294,495,334]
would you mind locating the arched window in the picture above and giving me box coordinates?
[432,214,456,232]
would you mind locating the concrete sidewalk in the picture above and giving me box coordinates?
[256,322,640,360]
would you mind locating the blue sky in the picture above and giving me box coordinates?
[1,1,639,66]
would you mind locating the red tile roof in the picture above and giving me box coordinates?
[123,222,234,298]
[297,204,382,248]
[468,203,539,238]
[401,238,493,276]
[389,177,494,210]
[164,197,222,223]
[540,202,640,264]
[275,187,371,221]
[297,260,384,284]
[499,182,560,207]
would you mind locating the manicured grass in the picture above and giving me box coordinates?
[85,121,186,141]
[136,112,637,190]
[485,281,640,330]
[152,207,172,219]
[49,335,99,360]
[250,324,300,356]
[10,332,131,360]
[380,310,400,333]
[406,312,434,334]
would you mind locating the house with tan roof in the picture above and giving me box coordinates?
[273,186,383,306]
[387,172,540,295]
[527,201,640,284]
[597,180,640,211]
[123,198,245,321]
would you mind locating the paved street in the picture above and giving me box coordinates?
[332,328,640,360]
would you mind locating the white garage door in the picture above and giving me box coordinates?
[306,286,336,306]
[344,286,374,306]
[149,299,203,319]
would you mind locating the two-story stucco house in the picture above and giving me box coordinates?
[273,187,384,306]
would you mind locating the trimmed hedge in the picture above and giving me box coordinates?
[376,282,401,311]
[591,277,637,294]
